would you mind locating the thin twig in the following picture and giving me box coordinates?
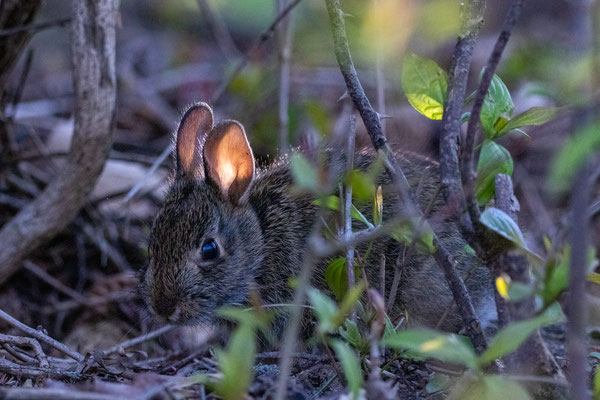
[196,0,240,59]
[277,0,295,154]
[211,0,303,104]
[23,261,90,306]
[102,325,177,356]
[344,114,357,293]
[462,0,525,226]
[0,333,48,367]
[0,17,70,37]
[0,308,84,362]
[567,164,592,400]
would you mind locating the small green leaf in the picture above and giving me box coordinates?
[373,186,383,226]
[426,373,452,394]
[291,153,318,191]
[449,375,531,400]
[383,329,478,369]
[325,257,346,301]
[480,207,526,250]
[479,303,564,366]
[345,169,376,204]
[389,219,435,254]
[335,283,364,327]
[499,107,558,135]
[542,248,569,305]
[313,196,374,228]
[594,365,600,400]
[549,121,600,192]
[307,287,338,333]
[461,112,471,123]
[401,54,448,120]
[475,140,513,205]
[339,319,368,353]
[331,340,364,399]
[480,74,514,139]
[215,325,256,400]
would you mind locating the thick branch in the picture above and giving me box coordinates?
[324,0,487,353]
[0,0,119,284]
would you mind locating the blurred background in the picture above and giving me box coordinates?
[0,0,597,379]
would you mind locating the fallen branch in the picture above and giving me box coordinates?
[0,308,84,362]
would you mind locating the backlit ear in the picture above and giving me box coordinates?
[176,103,214,179]
[203,121,255,205]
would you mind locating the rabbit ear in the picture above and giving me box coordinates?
[176,103,214,179]
[203,120,255,205]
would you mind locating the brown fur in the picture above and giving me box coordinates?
[140,103,494,335]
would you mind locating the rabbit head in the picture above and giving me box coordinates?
[141,103,264,326]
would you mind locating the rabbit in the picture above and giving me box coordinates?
[140,102,496,336]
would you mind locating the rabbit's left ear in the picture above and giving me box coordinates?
[203,120,255,205]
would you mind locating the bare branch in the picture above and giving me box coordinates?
[0,17,70,37]
[276,0,295,154]
[344,114,357,292]
[0,0,119,284]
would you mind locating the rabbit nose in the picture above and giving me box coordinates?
[153,297,177,319]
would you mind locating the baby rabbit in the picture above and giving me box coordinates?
[141,103,495,334]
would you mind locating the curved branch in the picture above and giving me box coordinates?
[0,0,119,284]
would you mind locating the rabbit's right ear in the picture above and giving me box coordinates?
[176,103,214,179]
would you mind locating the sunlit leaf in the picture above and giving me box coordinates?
[475,140,513,205]
[401,53,448,120]
[383,329,478,369]
[495,275,509,300]
[373,186,383,226]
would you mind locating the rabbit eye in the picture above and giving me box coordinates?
[201,238,219,260]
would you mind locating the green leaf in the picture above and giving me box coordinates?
[307,287,338,333]
[383,329,478,369]
[499,107,558,135]
[218,307,270,331]
[313,196,374,228]
[449,375,531,400]
[480,208,527,250]
[594,365,600,400]
[291,153,318,191]
[215,325,256,400]
[480,74,514,139]
[373,186,383,226]
[345,169,376,204]
[331,340,364,399]
[542,248,569,305]
[426,373,452,394]
[336,283,365,327]
[389,219,435,254]
[339,319,368,353]
[479,303,564,366]
[475,140,513,205]
[549,121,600,192]
[401,53,448,120]
[325,257,349,301]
